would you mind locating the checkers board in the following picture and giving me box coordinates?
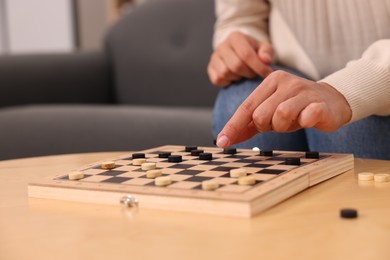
[28,145,354,218]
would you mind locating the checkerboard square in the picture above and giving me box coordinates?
[185,176,214,182]
[101,176,132,183]
[169,181,201,189]
[168,164,197,169]
[123,178,155,186]
[98,170,128,176]
[172,170,203,176]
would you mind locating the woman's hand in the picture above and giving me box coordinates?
[216,71,352,148]
[207,31,273,87]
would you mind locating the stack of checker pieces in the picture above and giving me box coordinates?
[28,145,354,217]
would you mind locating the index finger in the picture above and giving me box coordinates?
[216,80,277,148]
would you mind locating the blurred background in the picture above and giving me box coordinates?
[0,0,145,54]
[0,0,216,160]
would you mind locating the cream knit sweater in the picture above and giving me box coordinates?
[214,0,390,123]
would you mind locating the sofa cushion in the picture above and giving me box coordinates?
[0,105,213,160]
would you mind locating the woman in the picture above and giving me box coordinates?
[208,0,390,159]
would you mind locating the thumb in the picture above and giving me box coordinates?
[257,42,273,64]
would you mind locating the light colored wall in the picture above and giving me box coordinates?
[76,0,148,51]
[0,0,149,54]
[76,0,110,50]
[0,0,6,53]
[6,0,75,54]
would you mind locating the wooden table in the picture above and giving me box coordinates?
[1,152,390,260]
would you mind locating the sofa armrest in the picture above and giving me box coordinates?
[0,51,113,107]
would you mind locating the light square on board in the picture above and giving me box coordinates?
[122,178,154,186]
[214,177,238,185]
[114,159,133,166]
[155,162,175,168]
[159,168,186,174]
[115,165,143,172]
[80,175,114,182]
[219,162,252,168]
[254,160,283,165]
[186,164,223,171]
[168,181,200,190]
[196,171,229,178]
[212,157,241,163]
[169,174,196,182]
[182,159,208,165]
[115,171,146,178]
[236,150,257,156]
[242,155,267,161]
[82,168,107,175]
[145,157,166,163]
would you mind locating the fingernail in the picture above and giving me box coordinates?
[217,135,230,148]
[258,51,271,63]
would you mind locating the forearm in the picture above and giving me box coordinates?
[319,39,390,122]
[213,0,270,48]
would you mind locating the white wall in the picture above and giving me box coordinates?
[4,0,75,54]
[0,0,6,53]
[76,0,108,50]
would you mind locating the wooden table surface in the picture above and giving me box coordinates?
[1,152,390,260]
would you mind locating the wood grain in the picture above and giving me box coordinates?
[1,153,390,260]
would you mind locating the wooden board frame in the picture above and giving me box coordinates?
[28,145,354,218]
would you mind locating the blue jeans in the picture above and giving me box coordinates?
[212,66,390,160]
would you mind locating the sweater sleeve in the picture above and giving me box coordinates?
[213,0,271,48]
[319,39,390,123]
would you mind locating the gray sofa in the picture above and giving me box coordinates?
[0,0,217,160]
